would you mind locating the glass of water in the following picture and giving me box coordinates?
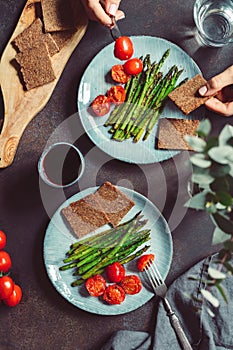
[193,0,233,47]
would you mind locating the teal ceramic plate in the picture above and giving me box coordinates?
[77,36,202,164]
[43,186,173,315]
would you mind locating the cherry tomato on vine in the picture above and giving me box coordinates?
[85,274,106,297]
[103,284,125,305]
[3,284,22,307]
[91,95,111,116]
[137,254,155,272]
[0,230,6,250]
[107,86,126,104]
[120,275,142,295]
[123,58,143,76]
[114,36,134,61]
[111,65,131,84]
[0,275,14,299]
[105,262,125,283]
[0,251,12,273]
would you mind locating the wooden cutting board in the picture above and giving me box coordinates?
[0,0,88,168]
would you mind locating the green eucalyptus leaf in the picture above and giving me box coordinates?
[212,212,233,234]
[201,289,219,307]
[197,119,211,137]
[192,173,214,186]
[185,135,206,152]
[206,203,217,214]
[212,227,231,245]
[216,191,233,207]
[206,307,215,317]
[215,284,228,303]
[190,154,212,168]
[185,190,208,209]
[219,124,233,146]
[205,136,219,152]
[208,267,226,280]
[208,146,233,165]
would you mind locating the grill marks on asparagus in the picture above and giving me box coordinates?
[104,49,186,142]
[59,211,151,286]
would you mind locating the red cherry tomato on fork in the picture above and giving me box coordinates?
[0,275,14,299]
[4,284,22,307]
[107,86,126,104]
[0,230,6,250]
[91,95,111,116]
[137,254,155,272]
[123,58,143,76]
[114,36,134,61]
[0,251,12,273]
[105,262,125,282]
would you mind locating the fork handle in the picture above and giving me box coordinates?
[163,298,193,350]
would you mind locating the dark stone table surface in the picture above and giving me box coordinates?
[0,1,232,349]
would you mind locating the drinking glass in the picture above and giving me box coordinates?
[193,0,233,47]
[38,142,85,188]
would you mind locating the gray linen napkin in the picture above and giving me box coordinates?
[101,255,233,350]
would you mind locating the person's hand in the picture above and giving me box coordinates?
[198,65,233,117]
[81,0,124,27]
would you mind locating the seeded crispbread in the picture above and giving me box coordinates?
[51,29,76,50]
[41,0,77,32]
[157,118,200,151]
[95,181,135,227]
[62,193,110,238]
[15,42,56,90]
[13,18,59,56]
[168,74,211,115]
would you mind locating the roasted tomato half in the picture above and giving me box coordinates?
[120,275,142,295]
[91,95,111,116]
[105,262,126,283]
[114,36,134,61]
[107,86,126,104]
[85,274,106,297]
[123,58,143,76]
[103,284,125,305]
[137,254,155,272]
[111,65,131,84]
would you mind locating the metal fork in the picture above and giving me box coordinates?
[144,259,193,350]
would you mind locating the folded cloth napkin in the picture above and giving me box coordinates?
[101,255,233,350]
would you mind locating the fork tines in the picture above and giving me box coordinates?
[144,259,164,289]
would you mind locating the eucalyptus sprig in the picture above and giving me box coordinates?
[184,119,233,315]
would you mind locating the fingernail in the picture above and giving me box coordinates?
[199,85,207,96]
[108,3,118,16]
[116,12,125,20]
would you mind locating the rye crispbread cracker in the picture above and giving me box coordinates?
[62,193,110,238]
[41,0,78,32]
[15,42,56,90]
[157,118,200,151]
[95,181,135,227]
[168,74,211,115]
[13,18,59,56]
[51,29,76,50]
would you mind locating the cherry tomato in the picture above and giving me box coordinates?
[0,276,14,299]
[103,284,125,305]
[0,251,12,273]
[114,36,134,61]
[85,274,106,297]
[91,95,111,116]
[0,230,6,250]
[105,262,125,283]
[123,58,143,76]
[107,86,126,104]
[3,284,22,307]
[120,275,142,295]
[137,254,155,272]
[111,65,131,84]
